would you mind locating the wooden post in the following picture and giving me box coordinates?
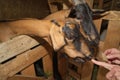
[103,20,120,50]
[8,75,49,80]
[58,52,67,80]
[98,0,103,9]
[43,54,53,78]
[97,20,120,80]
[0,35,50,80]
[94,19,103,33]
[48,0,59,13]
[86,0,94,8]
[21,64,36,77]
[81,61,94,80]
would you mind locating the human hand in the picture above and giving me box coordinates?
[92,59,120,80]
[103,48,120,65]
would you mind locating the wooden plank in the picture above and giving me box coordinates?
[67,58,82,80]
[0,35,39,63]
[43,54,53,77]
[81,61,94,80]
[68,68,81,80]
[97,67,109,80]
[0,45,48,80]
[86,0,94,8]
[58,52,67,80]
[94,19,102,33]
[97,20,120,80]
[111,0,120,10]
[98,0,103,9]
[68,58,82,68]
[48,0,58,13]
[103,20,120,50]
[0,0,50,20]
[102,11,120,20]
[77,63,82,76]
[21,64,36,76]
[8,75,48,80]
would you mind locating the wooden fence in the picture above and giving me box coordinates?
[0,35,54,80]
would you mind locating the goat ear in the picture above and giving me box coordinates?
[92,9,108,19]
[50,25,66,51]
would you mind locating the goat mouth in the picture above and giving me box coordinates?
[74,54,93,63]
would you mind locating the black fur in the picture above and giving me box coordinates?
[68,3,100,46]
[51,20,61,27]
[72,24,81,51]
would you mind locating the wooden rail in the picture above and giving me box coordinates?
[0,35,53,80]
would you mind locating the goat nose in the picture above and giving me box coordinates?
[95,38,99,45]
[85,54,93,61]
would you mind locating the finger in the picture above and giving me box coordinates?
[106,54,120,59]
[112,60,120,65]
[104,49,112,55]
[106,70,116,80]
[108,61,112,64]
[91,59,114,70]
[114,71,120,80]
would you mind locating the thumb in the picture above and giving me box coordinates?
[91,59,114,70]
[106,69,116,80]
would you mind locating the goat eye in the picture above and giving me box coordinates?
[62,26,75,40]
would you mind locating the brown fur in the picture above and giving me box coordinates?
[44,10,98,59]
[0,18,91,58]
[44,9,71,20]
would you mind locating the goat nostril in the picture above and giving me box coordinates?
[95,37,100,44]
[85,54,93,61]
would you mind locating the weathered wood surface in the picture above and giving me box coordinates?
[0,35,39,63]
[0,0,50,20]
[68,68,81,80]
[0,35,49,80]
[8,75,53,80]
[100,11,120,20]
[81,62,94,80]
[86,0,94,8]
[48,0,59,13]
[0,45,48,80]
[58,52,68,80]
[103,20,120,50]
[43,54,53,77]
[21,64,36,77]
[97,20,120,80]
[94,19,102,33]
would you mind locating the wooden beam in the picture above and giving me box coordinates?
[97,20,120,80]
[98,0,103,9]
[81,61,94,80]
[43,54,53,77]
[58,52,68,80]
[103,20,120,50]
[0,35,39,63]
[0,45,48,80]
[94,19,102,34]
[8,75,47,80]
[68,68,81,80]
[21,64,36,76]
[48,0,59,13]
[86,0,94,8]
[68,58,82,68]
